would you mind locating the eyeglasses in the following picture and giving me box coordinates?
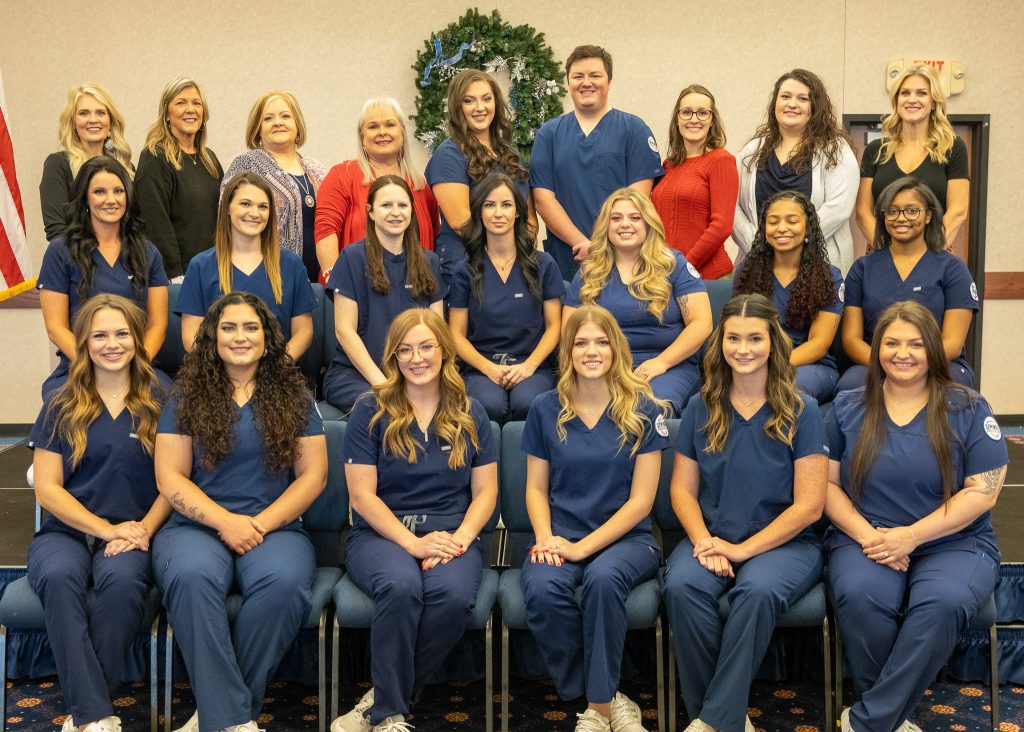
[677,108,712,122]
[395,342,439,362]
[884,207,924,221]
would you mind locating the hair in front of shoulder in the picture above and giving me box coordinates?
[701,294,802,453]
[579,188,676,321]
[64,157,149,302]
[744,68,850,174]
[364,175,438,298]
[175,291,312,472]
[57,83,134,179]
[872,176,947,252]
[245,90,308,149]
[48,294,162,465]
[215,173,283,303]
[665,84,727,166]
[371,308,479,469]
[556,306,668,456]
[144,77,219,177]
[462,172,541,303]
[851,300,970,502]
[876,64,956,166]
[355,97,426,189]
[565,45,613,79]
[444,70,528,183]
[733,190,837,330]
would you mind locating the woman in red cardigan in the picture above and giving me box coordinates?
[652,84,738,280]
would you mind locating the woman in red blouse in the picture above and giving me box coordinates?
[652,84,738,280]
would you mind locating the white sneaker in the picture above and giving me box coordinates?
[746,716,756,732]
[173,712,199,732]
[897,722,923,732]
[371,717,413,732]
[609,692,647,732]
[80,718,121,732]
[60,716,78,732]
[682,720,715,732]
[575,709,612,732]
[840,708,856,732]
[331,688,374,732]
[221,723,264,732]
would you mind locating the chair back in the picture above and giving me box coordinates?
[652,418,687,556]
[322,294,339,376]
[704,279,734,330]
[153,283,186,377]
[295,283,325,392]
[303,420,349,567]
[499,421,533,566]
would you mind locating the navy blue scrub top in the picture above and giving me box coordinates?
[844,248,978,347]
[326,240,445,368]
[343,393,496,528]
[825,386,1006,558]
[567,250,706,364]
[676,392,828,545]
[448,251,564,368]
[29,396,159,536]
[520,389,670,544]
[530,109,664,253]
[175,247,315,341]
[158,393,324,530]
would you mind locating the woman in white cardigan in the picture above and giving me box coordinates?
[734,69,859,275]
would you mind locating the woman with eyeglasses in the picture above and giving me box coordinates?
[838,176,977,394]
[652,85,738,280]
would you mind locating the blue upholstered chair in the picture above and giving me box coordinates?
[317,293,348,422]
[495,420,667,732]
[330,421,502,732]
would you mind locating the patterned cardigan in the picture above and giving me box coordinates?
[222,148,328,257]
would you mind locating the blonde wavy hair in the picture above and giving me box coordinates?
[47,295,162,465]
[245,90,309,149]
[355,97,426,189]
[556,306,668,456]
[370,308,479,469]
[57,84,133,179]
[700,294,803,453]
[875,64,957,165]
[578,188,677,322]
[144,77,219,176]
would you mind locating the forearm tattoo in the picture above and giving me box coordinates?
[962,465,1006,499]
[677,294,690,321]
[170,491,206,523]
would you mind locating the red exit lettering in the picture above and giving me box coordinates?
[913,59,945,71]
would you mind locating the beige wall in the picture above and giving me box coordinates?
[2,0,1021,420]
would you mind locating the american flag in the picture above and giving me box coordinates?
[0,70,34,301]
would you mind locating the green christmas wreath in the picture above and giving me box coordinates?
[411,8,566,161]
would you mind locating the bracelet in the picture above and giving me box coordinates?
[318,267,333,287]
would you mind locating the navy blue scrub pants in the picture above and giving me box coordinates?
[520,535,660,703]
[662,538,823,732]
[345,524,483,724]
[464,368,556,424]
[28,531,151,724]
[829,543,998,732]
[796,364,839,404]
[153,525,314,732]
[321,364,371,415]
[633,352,699,417]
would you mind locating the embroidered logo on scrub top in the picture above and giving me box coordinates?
[655,413,669,437]
[970,282,979,301]
[648,136,659,153]
[686,261,700,279]
[129,433,139,439]
[838,282,845,303]
[983,416,1002,441]
[514,293,524,298]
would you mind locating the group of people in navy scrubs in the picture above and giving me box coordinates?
[24,39,1006,732]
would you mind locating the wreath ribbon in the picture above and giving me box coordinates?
[419,33,476,87]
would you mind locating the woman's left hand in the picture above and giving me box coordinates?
[863,526,918,565]
[634,358,667,383]
[104,538,143,557]
[693,536,749,564]
[502,362,537,388]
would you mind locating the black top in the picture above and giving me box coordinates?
[39,152,76,241]
[861,136,969,213]
[291,173,318,282]
[135,146,224,279]
[755,151,812,219]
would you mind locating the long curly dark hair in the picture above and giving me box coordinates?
[461,172,541,304]
[174,291,313,472]
[63,157,150,303]
[733,190,837,331]
[744,69,851,175]
[445,70,528,183]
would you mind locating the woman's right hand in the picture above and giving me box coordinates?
[218,514,266,555]
[484,362,510,388]
[102,520,150,548]
[408,530,463,560]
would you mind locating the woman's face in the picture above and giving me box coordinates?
[361,110,404,162]
[722,316,771,376]
[676,92,713,149]
[87,171,127,228]
[607,198,648,254]
[228,183,271,239]
[571,320,613,382]
[216,303,266,369]
[896,75,936,126]
[480,184,517,237]
[74,94,110,148]
[461,80,495,135]
[368,183,413,240]
[883,189,931,246]
[879,318,928,386]
[764,199,807,256]
[87,307,135,375]
[259,96,298,151]
[396,323,443,387]
[166,86,204,144]
[774,78,812,136]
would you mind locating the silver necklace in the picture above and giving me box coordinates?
[293,173,315,208]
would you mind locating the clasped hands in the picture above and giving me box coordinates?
[486,361,537,389]
[529,535,586,566]
[102,520,151,557]
[861,526,917,572]
[409,530,470,571]
[693,536,751,578]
